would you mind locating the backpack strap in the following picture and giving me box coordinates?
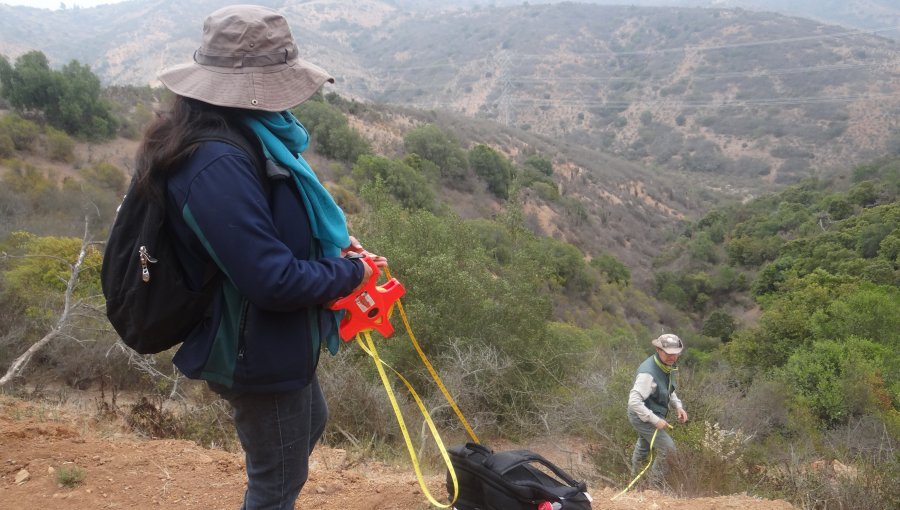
[183,124,272,286]
[186,123,272,197]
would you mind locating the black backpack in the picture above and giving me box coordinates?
[447,442,593,510]
[101,126,266,354]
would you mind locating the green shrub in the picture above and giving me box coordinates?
[0,132,13,157]
[44,126,75,163]
[468,144,512,199]
[55,465,86,488]
[0,113,40,151]
[352,155,435,211]
[782,337,892,425]
[79,161,126,194]
[403,124,470,188]
[293,99,370,163]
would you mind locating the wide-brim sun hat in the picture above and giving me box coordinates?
[652,334,684,355]
[158,4,334,112]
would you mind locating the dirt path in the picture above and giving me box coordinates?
[0,396,796,509]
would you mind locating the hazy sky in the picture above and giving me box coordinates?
[0,0,126,8]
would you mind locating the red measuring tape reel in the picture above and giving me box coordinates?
[329,256,406,341]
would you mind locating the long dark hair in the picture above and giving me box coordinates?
[134,95,236,202]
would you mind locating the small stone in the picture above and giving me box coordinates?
[15,469,30,484]
[48,466,56,475]
[315,485,327,494]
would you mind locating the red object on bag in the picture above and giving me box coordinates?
[329,256,405,341]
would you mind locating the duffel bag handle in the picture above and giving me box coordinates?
[465,442,493,456]
[497,451,584,490]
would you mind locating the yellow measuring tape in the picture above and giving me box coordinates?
[352,267,479,508]
[611,428,660,500]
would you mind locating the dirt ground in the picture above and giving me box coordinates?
[0,395,796,510]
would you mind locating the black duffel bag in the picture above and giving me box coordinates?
[447,442,593,510]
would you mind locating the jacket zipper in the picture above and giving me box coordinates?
[237,299,250,361]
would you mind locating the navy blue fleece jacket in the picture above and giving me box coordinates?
[165,141,363,392]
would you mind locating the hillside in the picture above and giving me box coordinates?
[395,1,900,34]
[353,3,900,183]
[1,1,899,186]
[0,394,798,510]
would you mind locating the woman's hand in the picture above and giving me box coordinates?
[343,235,388,267]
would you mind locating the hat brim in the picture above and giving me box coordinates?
[158,59,334,112]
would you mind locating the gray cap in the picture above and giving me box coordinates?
[652,334,683,355]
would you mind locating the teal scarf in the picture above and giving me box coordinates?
[242,110,348,355]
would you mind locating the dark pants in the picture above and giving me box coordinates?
[210,376,328,510]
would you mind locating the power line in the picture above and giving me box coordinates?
[509,25,900,59]
[512,93,900,108]
[400,92,900,111]
[508,59,900,83]
[370,57,900,97]
[376,25,900,72]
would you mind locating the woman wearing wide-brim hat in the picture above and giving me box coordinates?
[138,5,384,508]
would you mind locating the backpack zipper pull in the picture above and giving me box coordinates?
[139,246,158,282]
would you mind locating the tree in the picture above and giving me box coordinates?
[523,154,553,176]
[0,220,104,386]
[293,100,370,163]
[55,60,117,139]
[0,51,57,113]
[403,124,470,188]
[468,144,512,199]
[702,309,736,343]
[590,253,630,285]
[783,337,894,424]
[351,155,435,210]
[0,51,117,140]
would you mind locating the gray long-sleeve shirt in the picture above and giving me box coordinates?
[627,372,684,425]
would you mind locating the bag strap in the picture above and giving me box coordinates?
[183,124,270,286]
[186,123,271,196]
[465,442,493,457]
[493,451,584,489]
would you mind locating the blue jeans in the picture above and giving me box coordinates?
[628,410,675,488]
[210,376,328,510]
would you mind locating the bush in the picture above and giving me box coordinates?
[293,99,370,163]
[782,337,892,425]
[44,126,75,163]
[665,421,750,496]
[701,310,736,343]
[0,113,40,151]
[404,124,470,188]
[590,252,630,285]
[352,155,435,210]
[55,465,86,488]
[79,161,126,194]
[0,132,13,157]
[468,144,512,199]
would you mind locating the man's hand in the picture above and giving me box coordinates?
[655,419,670,430]
[676,407,688,424]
